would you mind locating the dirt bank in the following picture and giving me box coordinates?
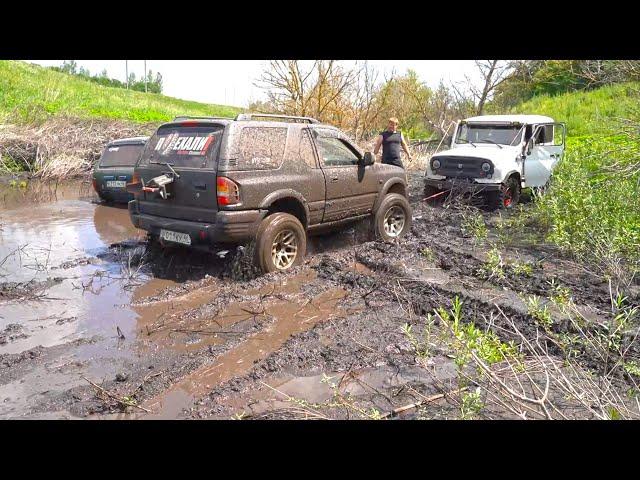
[0,117,157,179]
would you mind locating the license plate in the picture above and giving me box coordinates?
[160,229,191,245]
[106,180,126,188]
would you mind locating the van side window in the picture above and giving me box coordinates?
[534,125,554,145]
[299,129,317,168]
[316,137,360,167]
[238,126,287,170]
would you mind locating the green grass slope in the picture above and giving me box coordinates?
[513,82,640,137]
[0,60,242,124]
[513,84,640,270]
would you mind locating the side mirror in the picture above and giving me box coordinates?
[362,151,375,166]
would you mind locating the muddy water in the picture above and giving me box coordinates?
[0,181,157,417]
[0,180,361,419]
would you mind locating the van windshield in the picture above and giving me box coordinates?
[139,125,224,168]
[99,144,145,167]
[456,123,523,146]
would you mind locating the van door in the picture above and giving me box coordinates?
[135,123,224,223]
[523,123,566,187]
[313,131,378,222]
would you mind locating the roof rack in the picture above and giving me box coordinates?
[172,116,233,121]
[234,113,320,124]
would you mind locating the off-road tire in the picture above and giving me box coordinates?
[374,193,412,242]
[486,176,521,210]
[255,213,307,273]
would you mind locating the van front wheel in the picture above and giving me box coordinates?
[255,213,307,273]
[486,177,521,210]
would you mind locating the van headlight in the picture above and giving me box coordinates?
[481,162,491,172]
[432,159,441,170]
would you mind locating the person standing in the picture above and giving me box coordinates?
[373,117,412,168]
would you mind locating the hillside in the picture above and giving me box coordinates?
[513,81,640,137]
[0,60,242,125]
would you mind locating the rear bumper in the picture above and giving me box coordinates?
[424,177,501,192]
[99,189,134,203]
[128,200,266,246]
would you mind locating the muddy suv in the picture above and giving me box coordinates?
[93,137,148,203]
[424,115,566,209]
[128,114,411,272]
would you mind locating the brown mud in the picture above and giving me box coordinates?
[1,175,638,419]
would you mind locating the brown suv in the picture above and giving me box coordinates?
[128,114,411,272]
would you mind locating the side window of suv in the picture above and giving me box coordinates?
[316,137,360,167]
[238,126,287,170]
[299,129,317,168]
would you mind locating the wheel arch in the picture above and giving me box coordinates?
[373,178,408,212]
[259,190,309,228]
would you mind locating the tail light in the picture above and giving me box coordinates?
[126,172,143,196]
[92,178,99,192]
[217,177,240,206]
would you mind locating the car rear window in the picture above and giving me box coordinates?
[139,124,224,168]
[99,144,145,167]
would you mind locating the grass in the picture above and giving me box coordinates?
[511,83,640,273]
[514,82,640,137]
[0,60,242,125]
[535,134,640,267]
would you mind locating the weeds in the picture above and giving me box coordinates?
[402,314,435,360]
[526,295,553,330]
[477,247,505,281]
[460,387,484,420]
[461,211,488,242]
[512,261,534,277]
[420,247,435,262]
[548,279,572,308]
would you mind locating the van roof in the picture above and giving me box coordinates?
[463,114,555,124]
[108,136,149,146]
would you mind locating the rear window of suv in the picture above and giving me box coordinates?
[139,124,224,168]
[99,144,145,167]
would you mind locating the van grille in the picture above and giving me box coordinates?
[433,156,493,179]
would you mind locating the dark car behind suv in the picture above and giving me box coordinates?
[93,137,148,203]
[128,114,411,272]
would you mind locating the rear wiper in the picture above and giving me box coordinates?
[478,139,503,149]
[150,160,181,178]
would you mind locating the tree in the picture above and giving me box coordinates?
[255,60,358,125]
[60,60,78,75]
[468,60,514,115]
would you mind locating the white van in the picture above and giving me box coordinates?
[424,115,566,209]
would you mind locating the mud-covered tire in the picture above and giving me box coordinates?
[486,176,521,210]
[255,213,307,273]
[374,193,412,242]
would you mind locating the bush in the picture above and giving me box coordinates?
[535,135,640,266]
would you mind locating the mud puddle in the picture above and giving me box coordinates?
[0,180,154,417]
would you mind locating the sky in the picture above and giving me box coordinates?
[27,60,482,108]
